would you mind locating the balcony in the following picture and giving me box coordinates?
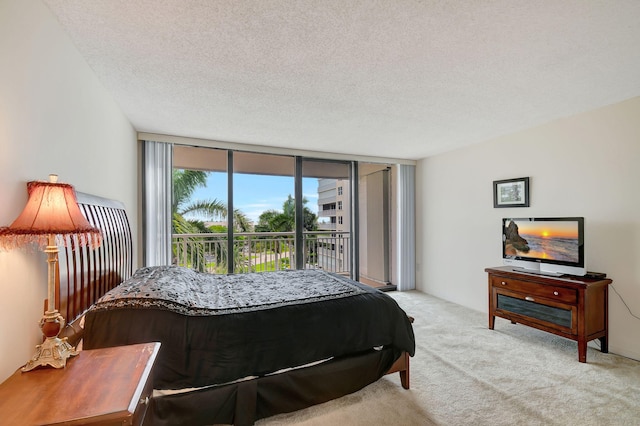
[318,208,337,217]
[317,222,336,231]
[317,180,337,192]
[172,231,351,275]
[317,193,337,205]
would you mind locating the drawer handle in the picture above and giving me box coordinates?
[501,281,507,286]
[525,296,535,302]
[140,396,149,406]
[553,291,559,296]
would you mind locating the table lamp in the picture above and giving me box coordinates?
[0,175,102,371]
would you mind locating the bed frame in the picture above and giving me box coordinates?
[56,192,411,425]
[56,192,133,346]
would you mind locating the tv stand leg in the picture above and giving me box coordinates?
[578,338,587,363]
[489,315,495,330]
[599,336,608,353]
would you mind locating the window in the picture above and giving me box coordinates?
[150,145,410,287]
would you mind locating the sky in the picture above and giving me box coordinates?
[188,172,319,223]
[514,220,579,239]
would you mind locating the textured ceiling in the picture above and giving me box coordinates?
[43,0,640,160]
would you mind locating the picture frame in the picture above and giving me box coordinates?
[493,177,529,208]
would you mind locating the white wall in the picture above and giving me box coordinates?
[416,97,640,361]
[0,0,137,381]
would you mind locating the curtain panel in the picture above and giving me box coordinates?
[143,140,173,266]
[396,164,416,291]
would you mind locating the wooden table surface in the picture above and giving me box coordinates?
[0,342,160,425]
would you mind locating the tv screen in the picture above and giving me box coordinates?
[502,217,585,276]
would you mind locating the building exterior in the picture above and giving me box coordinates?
[316,178,351,272]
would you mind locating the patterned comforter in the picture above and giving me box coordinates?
[91,266,367,316]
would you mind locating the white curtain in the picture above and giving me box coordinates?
[143,140,173,266]
[396,164,416,291]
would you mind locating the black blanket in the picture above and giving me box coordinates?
[84,266,415,390]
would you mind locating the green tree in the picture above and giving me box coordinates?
[255,195,317,232]
[254,195,318,267]
[172,169,251,271]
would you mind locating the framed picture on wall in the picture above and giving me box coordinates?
[493,177,529,208]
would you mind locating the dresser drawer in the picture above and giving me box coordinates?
[496,293,576,333]
[490,276,577,304]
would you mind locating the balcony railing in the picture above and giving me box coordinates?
[317,222,336,230]
[317,181,337,192]
[318,208,337,217]
[172,231,351,275]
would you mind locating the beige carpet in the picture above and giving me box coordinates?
[257,290,640,425]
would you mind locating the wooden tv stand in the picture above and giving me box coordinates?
[486,266,612,363]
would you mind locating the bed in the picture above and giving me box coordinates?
[57,192,415,425]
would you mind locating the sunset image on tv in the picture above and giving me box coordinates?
[504,219,580,262]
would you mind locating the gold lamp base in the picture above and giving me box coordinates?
[22,337,78,372]
[22,310,78,372]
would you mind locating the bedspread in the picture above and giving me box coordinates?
[84,266,415,390]
[91,266,368,315]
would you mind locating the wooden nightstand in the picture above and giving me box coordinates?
[0,342,160,425]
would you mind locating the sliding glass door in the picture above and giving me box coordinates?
[231,151,295,273]
[172,146,229,272]
[301,159,353,277]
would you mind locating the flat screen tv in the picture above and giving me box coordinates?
[502,217,586,276]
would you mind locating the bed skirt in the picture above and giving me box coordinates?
[151,347,400,426]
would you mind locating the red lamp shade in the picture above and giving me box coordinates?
[0,178,102,250]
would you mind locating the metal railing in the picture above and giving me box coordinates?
[317,208,337,217]
[172,231,351,275]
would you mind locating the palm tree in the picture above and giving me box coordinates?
[173,169,251,232]
[172,169,251,271]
